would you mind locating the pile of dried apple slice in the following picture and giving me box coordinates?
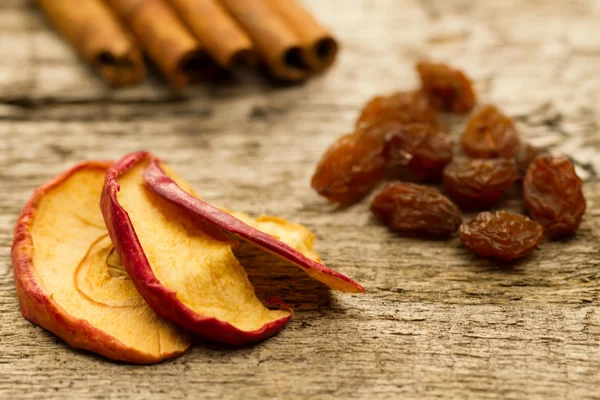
[12,152,364,363]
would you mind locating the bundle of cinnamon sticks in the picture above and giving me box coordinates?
[37,0,339,88]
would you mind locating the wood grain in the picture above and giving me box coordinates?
[1,0,599,399]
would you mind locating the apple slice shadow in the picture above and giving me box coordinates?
[237,242,333,309]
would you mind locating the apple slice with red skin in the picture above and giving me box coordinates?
[12,161,190,363]
[143,157,365,294]
[102,152,292,345]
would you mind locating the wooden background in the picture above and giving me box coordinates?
[1,0,599,398]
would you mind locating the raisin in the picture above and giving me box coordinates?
[523,155,586,239]
[460,211,543,261]
[416,61,477,113]
[515,143,545,176]
[311,131,386,205]
[380,123,453,182]
[461,105,520,158]
[371,182,462,237]
[442,158,519,209]
[356,90,442,131]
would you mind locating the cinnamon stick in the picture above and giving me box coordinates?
[36,0,145,87]
[219,0,311,81]
[104,0,213,88]
[264,0,339,72]
[167,0,257,69]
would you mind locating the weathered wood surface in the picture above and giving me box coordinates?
[1,0,599,398]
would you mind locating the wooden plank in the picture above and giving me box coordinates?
[1,0,599,399]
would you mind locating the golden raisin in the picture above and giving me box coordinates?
[443,158,519,209]
[416,61,477,113]
[380,123,453,182]
[523,155,586,239]
[462,105,520,158]
[356,90,442,131]
[311,131,386,205]
[460,211,543,261]
[371,182,462,237]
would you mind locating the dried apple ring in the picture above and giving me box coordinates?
[102,153,293,345]
[12,161,190,363]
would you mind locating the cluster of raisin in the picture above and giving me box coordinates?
[311,61,587,262]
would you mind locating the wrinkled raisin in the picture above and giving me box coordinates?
[311,131,386,205]
[461,105,520,158]
[443,158,519,209]
[515,143,545,176]
[460,211,543,261]
[523,155,586,239]
[417,61,477,113]
[371,182,462,237]
[380,123,453,182]
[356,90,442,130]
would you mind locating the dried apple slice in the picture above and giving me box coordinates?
[12,161,190,363]
[143,158,365,293]
[101,152,292,345]
[230,213,324,264]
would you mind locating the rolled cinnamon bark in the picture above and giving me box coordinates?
[105,0,213,88]
[264,0,339,72]
[36,0,145,87]
[219,0,311,81]
[167,0,257,68]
